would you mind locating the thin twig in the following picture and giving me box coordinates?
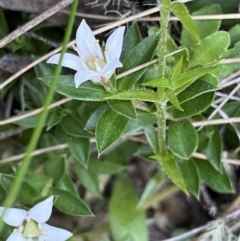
[61,11,240,22]
[0,0,73,48]
[192,117,240,128]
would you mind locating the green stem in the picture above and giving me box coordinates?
[156,0,170,155]
[0,0,79,232]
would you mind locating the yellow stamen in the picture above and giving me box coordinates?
[104,48,109,54]
[72,44,78,52]
[95,39,99,45]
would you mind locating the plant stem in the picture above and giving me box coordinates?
[156,0,170,155]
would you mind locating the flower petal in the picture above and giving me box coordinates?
[28,196,53,223]
[74,70,100,87]
[76,20,103,60]
[42,223,72,241]
[105,26,125,61]
[0,207,26,226]
[102,57,122,79]
[7,231,26,241]
[47,53,83,72]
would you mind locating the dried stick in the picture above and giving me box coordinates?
[0,0,73,48]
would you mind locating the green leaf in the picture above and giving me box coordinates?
[179,160,200,198]
[144,126,158,154]
[137,173,164,208]
[193,159,233,193]
[105,89,158,102]
[108,100,137,119]
[168,120,198,159]
[55,174,78,196]
[166,89,183,111]
[180,4,222,48]
[169,92,215,119]
[61,115,91,138]
[50,187,93,216]
[42,76,110,101]
[171,2,200,41]
[46,110,64,131]
[118,33,158,90]
[173,65,217,91]
[190,31,230,66]
[120,23,142,63]
[0,174,41,205]
[0,10,8,38]
[204,129,222,172]
[229,23,240,48]
[44,157,65,181]
[171,56,183,82]
[176,80,217,104]
[85,104,109,133]
[68,137,90,168]
[142,77,172,89]
[74,163,101,198]
[109,174,148,241]
[24,173,49,191]
[212,41,240,79]
[151,154,188,194]
[89,160,125,174]
[96,108,129,155]
[124,111,157,135]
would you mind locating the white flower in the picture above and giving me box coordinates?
[0,196,72,241]
[47,19,125,88]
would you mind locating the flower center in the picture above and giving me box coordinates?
[22,219,41,238]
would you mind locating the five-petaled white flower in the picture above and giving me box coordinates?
[0,196,72,241]
[47,19,125,88]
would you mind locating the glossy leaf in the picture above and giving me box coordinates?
[166,89,183,111]
[96,108,129,155]
[50,187,93,216]
[171,2,200,41]
[173,65,217,91]
[179,160,200,198]
[143,77,172,89]
[109,174,148,241]
[137,173,164,208]
[169,92,215,119]
[176,80,217,105]
[124,111,157,135]
[168,120,198,159]
[151,154,188,194]
[193,159,233,193]
[55,174,79,196]
[118,33,158,90]
[108,100,137,119]
[144,126,158,154]
[105,89,158,102]
[191,32,230,66]
[204,129,222,172]
[42,76,110,101]
[68,137,90,168]
[74,163,101,198]
[0,174,41,205]
[180,4,222,48]
[44,156,65,181]
[120,23,142,63]
[89,160,125,174]
[61,115,91,138]
[0,10,8,38]
[85,104,109,133]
